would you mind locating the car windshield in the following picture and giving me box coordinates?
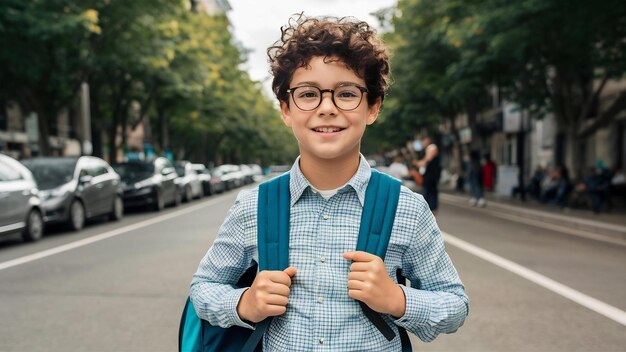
[21,158,78,190]
[113,162,154,182]
[193,166,207,174]
[175,165,186,177]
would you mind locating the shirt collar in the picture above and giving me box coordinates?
[288,154,371,207]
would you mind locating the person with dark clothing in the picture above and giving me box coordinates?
[541,164,571,207]
[412,136,441,212]
[527,166,546,200]
[584,162,612,213]
[468,150,485,207]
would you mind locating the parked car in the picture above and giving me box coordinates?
[213,164,244,190]
[174,161,203,202]
[248,164,264,182]
[21,156,123,231]
[112,157,180,211]
[0,153,45,242]
[238,164,254,184]
[208,168,226,194]
[191,163,224,196]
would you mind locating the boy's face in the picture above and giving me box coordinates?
[280,56,381,163]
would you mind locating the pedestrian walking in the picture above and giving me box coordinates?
[412,135,441,212]
[189,15,468,351]
[468,150,486,207]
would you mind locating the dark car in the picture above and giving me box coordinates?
[0,153,45,242]
[21,156,123,231]
[112,157,180,211]
[174,161,203,202]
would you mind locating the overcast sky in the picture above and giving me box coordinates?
[226,0,397,97]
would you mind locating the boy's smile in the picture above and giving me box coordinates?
[311,124,345,137]
[280,56,381,165]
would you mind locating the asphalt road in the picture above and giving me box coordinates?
[0,186,624,351]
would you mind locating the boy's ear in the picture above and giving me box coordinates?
[280,101,292,127]
[366,98,382,126]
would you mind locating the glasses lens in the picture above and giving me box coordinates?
[333,86,363,110]
[292,86,321,111]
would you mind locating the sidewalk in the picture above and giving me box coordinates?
[439,187,626,244]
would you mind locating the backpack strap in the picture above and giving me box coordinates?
[357,169,401,258]
[356,169,402,342]
[241,173,291,351]
[396,270,412,352]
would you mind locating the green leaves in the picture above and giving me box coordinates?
[0,0,295,163]
[365,0,626,154]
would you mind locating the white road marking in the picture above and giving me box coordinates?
[0,195,231,272]
[443,231,626,326]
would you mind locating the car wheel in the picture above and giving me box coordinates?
[22,209,44,242]
[109,195,124,221]
[153,190,165,211]
[68,199,86,231]
[184,186,193,203]
[173,189,182,207]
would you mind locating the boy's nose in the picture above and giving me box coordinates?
[318,91,337,115]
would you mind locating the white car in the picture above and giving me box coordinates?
[0,153,44,242]
[175,161,203,202]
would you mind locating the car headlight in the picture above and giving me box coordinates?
[40,182,74,201]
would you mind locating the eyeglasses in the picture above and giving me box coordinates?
[286,84,368,111]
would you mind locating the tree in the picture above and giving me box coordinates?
[365,0,491,159]
[438,0,626,170]
[0,1,99,155]
[369,0,626,174]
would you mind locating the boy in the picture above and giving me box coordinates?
[190,16,468,351]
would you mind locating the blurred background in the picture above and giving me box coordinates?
[1,1,625,351]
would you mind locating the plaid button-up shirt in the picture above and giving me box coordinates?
[190,156,468,351]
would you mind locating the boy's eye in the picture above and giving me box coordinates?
[335,87,359,99]
[297,89,320,99]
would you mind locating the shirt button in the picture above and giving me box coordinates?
[317,296,324,303]
[320,256,325,263]
[323,214,329,220]
[319,338,325,344]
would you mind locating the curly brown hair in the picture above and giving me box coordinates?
[267,15,390,107]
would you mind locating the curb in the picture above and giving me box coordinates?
[439,193,626,243]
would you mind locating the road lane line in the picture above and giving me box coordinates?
[0,195,234,272]
[443,231,626,326]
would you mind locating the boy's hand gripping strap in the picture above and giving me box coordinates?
[242,173,291,352]
[355,169,402,341]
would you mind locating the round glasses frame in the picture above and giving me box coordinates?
[286,85,369,111]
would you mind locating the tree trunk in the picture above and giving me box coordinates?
[35,105,52,156]
[90,88,103,158]
[107,80,130,163]
[108,111,118,163]
[157,102,168,152]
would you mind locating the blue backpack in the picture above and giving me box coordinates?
[179,169,412,351]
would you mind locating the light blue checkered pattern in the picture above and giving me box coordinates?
[190,156,468,351]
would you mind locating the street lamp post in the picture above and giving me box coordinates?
[80,82,92,156]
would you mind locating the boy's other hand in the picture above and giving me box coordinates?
[236,266,297,323]
[343,251,406,318]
